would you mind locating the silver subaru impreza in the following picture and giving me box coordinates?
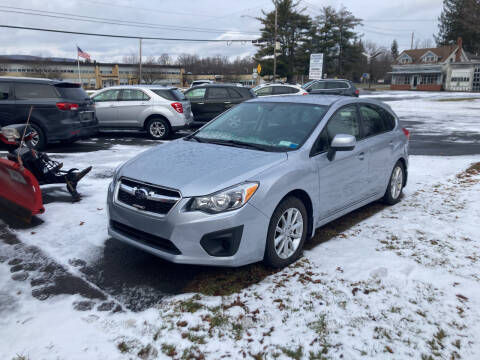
[107,95,409,268]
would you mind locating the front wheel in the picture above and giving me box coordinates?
[264,197,308,268]
[29,123,46,150]
[146,117,170,140]
[383,162,405,205]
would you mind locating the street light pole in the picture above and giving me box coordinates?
[273,1,278,83]
[139,38,142,84]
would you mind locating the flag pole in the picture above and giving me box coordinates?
[76,45,82,85]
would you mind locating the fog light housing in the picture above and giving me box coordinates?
[200,226,243,257]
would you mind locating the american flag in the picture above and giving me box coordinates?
[77,46,91,60]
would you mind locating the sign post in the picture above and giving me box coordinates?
[309,53,324,80]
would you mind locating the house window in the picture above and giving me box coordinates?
[423,55,435,63]
[451,77,469,82]
[394,75,410,85]
[420,74,439,85]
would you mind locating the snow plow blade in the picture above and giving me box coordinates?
[0,158,44,222]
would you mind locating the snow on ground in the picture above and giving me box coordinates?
[1,155,479,360]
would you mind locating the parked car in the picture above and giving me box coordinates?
[303,79,359,97]
[108,95,409,268]
[91,85,193,140]
[254,83,308,97]
[184,84,255,124]
[0,77,97,149]
[190,80,215,87]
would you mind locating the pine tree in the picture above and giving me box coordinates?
[254,0,311,81]
[435,0,480,53]
[391,39,399,59]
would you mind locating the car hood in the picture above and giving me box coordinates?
[118,139,287,197]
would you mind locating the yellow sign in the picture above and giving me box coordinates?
[257,64,262,74]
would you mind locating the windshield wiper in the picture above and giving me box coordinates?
[206,139,276,152]
[185,134,205,143]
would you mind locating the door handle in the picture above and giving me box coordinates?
[357,152,365,160]
[224,101,231,104]
[198,102,204,105]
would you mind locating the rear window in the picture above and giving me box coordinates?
[55,85,89,101]
[15,83,58,99]
[151,89,186,101]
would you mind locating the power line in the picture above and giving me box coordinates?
[0,6,261,35]
[0,24,257,42]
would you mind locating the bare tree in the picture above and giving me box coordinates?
[157,53,171,65]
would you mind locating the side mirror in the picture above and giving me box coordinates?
[327,134,356,161]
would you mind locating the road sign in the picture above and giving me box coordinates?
[309,53,323,80]
[252,72,258,79]
[257,64,262,74]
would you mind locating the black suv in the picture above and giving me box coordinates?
[184,84,255,124]
[303,79,359,97]
[0,77,98,149]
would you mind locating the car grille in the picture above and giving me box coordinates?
[116,178,181,215]
[110,220,181,255]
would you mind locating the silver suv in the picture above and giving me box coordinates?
[92,85,193,140]
[108,95,409,268]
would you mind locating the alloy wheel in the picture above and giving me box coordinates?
[390,166,403,200]
[149,121,166,138]
[274,208,304,259]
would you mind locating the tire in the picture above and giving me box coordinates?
[29,123,46,150]
[264,196,308,268]
[383,161,405,205]
[146,117,170,140]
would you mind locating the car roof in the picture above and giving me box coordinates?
[189,83,243,88]
[0,76,74,85]
[98,85,178,90]
[310,79,352,82]
[247,94,349,106]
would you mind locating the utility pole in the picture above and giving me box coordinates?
[139,38,142,84]
[410,32,414,49]
[273,1,278,83]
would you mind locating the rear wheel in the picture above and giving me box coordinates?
[264,197,308,268]
[383,162,404,205]
[146,117,170,140]
[29,123,46,150]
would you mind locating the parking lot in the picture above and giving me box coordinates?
[1,91,480,359]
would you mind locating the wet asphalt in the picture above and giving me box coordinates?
[1,93,480,312]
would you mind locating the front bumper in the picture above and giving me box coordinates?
[107,181,269,267]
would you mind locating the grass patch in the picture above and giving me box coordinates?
[435,97,480,102]
[182,263,277,296]
[280,345,303,359]
[12,355,29,360]
[161,343,177,357]
[117,341,130,353]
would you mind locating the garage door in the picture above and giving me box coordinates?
[473,68,480,92]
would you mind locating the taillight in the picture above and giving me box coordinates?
[171,102,183,113]
[355,89,360,96]
[56,102,79,111]
[402,128,410,139]
[302,92,309,95]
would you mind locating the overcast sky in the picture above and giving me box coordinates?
[0,0,442,62]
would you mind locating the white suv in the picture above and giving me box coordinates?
[92,85,193,140]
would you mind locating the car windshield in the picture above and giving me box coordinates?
[191,102,328,152]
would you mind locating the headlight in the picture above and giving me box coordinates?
[189,182,259,214]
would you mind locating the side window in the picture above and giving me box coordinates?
[311,81,326,90]
[0,83,10,100]
[185,88,206,100]
[120,89,150,101]
[273,86,289,95]
[256,86,272,96]
[227,88,242,99]
[312,105,360,154]
[93,89,121,102]
[327,81,349,89]
[15,84,58,99]
[359,104,395,136]
[207,87,229,100]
